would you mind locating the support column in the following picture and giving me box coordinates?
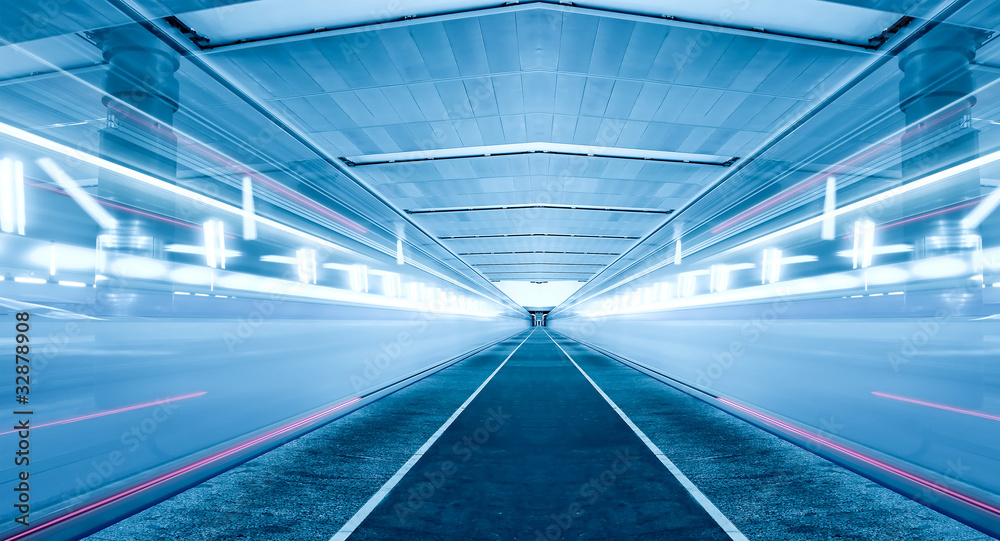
[897,25,984,317]
[93,25,181,318]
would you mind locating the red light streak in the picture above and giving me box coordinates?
[7,397,362,540]
[718,397,1000,517]
[0,392,206,436]
[872,391,1000,422]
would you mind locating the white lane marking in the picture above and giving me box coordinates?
[543,330,749,541]
[330,328,535,541]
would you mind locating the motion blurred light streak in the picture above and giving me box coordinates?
[3,124,355,257]
[36,158,117,230]
[872,392,1000,422]
[0,392,208,436]
[6,397,362,541]
[718,398,1000,517]
[962,184,1000,229]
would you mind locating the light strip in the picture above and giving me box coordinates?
[14,277,46,284]
[0,124,354,257]
[12,123,511,312]
[732,148,1000,255]
[58,280,86,287]
[561,147,1000,315]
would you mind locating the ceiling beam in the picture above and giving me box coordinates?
[406,204,673,215]
[458,251,620,255]
[190,1,890,54]
[440,233,639,240]
[342,143,737,167]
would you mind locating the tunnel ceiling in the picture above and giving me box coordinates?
[4,0,999,289]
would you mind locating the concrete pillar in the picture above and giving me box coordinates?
[897,24,985,318]
[93,25,181,318]
[98,24,180,180]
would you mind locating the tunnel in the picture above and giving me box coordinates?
[1,0,1000,539]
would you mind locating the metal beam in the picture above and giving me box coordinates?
[440,233,639,240]
[407,204,673,215]
[192,1,888,54]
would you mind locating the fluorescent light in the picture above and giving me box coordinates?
[13,123,508,311]
[349,264,368,292]
[782,255,818,264]
[13,160,25,235]
[203,220,217,268]
[14,277,46,284]
[218,221,226,270]
[852,220,875,269]
[262,255,298,264]
[674,238,682,265]
[58,280,86,287]
[678,273,697,298]
[296,248,317,284]
[728,147,1000,256]
[3,124,355,256]
[396,239,404,265]
[837,244,913,258]
[821,176,836,240]
[0,158,15,233]
[380,271,401,297]
[762,248,782,284]
[710,264,730,293]
[174,291,190,295]
[36,158,117,230]
[242,176,257,240]
[165,244,241,257]
[889,291,904,295]
[194,293,209,297]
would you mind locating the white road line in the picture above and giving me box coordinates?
[329,328,535,541]
[544,330,749,541]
